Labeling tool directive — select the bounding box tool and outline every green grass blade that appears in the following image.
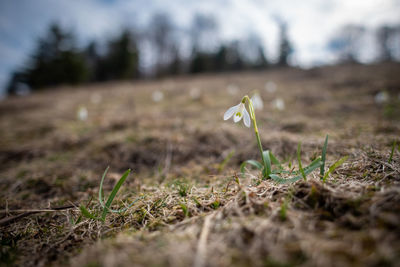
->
[389,141,396,163]
[270,158,322,184]
[320,135,329,177]
[80,205,98,220]
[323,156,348,182]
[262,150,272,178]
[297,142,306,180]
[240,160,263,177]
[267,151,283,170]
[218,150,235,172]
[104,196,144,213]
[98,166,110,209]
[101,169,131,221]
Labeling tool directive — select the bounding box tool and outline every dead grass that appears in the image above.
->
[1,63,400,266]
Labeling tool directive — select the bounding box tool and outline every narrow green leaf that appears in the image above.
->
[218,150,235,172]
[98,166,110,209]
[262,150,272,178]
[266,151,283,170]
[179,202,189,217]
[101,169,131,221]
[240,160,263,177]
[270,158,322,184]
[323,156,348,182]
[297,142,306,181]
[80,205,98,220]
[320,135,329,177]
[389,141,396,164]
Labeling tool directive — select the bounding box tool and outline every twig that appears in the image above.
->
[194,212,215,267]
[0,204,78,226]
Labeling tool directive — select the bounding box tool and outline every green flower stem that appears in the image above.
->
[241,95,269,177]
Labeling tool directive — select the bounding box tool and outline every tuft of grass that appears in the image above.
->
[79,167,141,222]
[322,156,348,182]
[179,202,189,217]
[297,142,307,181]
[388,141,397,163]
[218,150,235,172]
[320,135,329,177]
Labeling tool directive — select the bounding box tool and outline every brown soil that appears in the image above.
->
[1,63,400,267]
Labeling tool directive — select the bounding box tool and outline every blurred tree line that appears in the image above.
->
[7,13,293,93]
[7,12,399,94]
[328,24,400,63]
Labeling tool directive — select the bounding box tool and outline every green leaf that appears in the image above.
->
[270,157,322,184]
[218,150,235,172]
[101,169,131,221]
[80,205,98,220]
[297,142,306,181]
[323,156,348,182]
[389,141,396,164]
[98,166,110,209]
[268,151,283,170]
[320,135,329,177]
[240,160,263,177]
[262,150,272,178]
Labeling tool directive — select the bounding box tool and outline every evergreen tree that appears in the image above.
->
[277,22,292,67]
[26,23,88,89]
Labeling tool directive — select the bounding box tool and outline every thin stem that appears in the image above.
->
[241,95,269,178]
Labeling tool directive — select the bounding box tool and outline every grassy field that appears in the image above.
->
[1,63,400,267]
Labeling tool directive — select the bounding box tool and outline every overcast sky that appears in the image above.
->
[1,0,399,96]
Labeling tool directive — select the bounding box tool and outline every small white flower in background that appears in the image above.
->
[227,84,239,95]
[265,81,277,93]
[223,102,251,127]
[77,106,88,121]
[251,93,263,110]
[190,87,201,100]
[152,90,164,102]
[272,98,285,111]
[374,91,389,104]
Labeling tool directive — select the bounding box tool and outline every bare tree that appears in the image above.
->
[376,25,396,62]
[328,24,366,63]
[276,22,293,66]
[148,13,176,76]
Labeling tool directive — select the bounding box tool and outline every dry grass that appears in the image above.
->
[1,63,400,266]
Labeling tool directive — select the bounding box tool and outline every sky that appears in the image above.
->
[0,0,400,96]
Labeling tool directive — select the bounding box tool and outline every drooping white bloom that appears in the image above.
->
[77,106,88,121]
[272,98,285,111]
[251,93,263,110]
[223,102,251,127]
[152,90,164,102]
[374,91,389,104]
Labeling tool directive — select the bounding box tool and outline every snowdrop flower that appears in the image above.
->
[152,90,164,102]
[77,106,88,121]
[265,81,277,93]
[272,98,285,111]
[251,93,263,110]
[374,91,389,104]
[224,102,251,127]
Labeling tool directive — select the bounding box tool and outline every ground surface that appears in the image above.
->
[1,63,400,267]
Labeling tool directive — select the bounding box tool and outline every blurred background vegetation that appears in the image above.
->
[5,11,400,95]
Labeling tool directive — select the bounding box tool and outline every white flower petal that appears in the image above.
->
[223,104,239,120]
[243,108,251,127]
[233,112,243,123]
